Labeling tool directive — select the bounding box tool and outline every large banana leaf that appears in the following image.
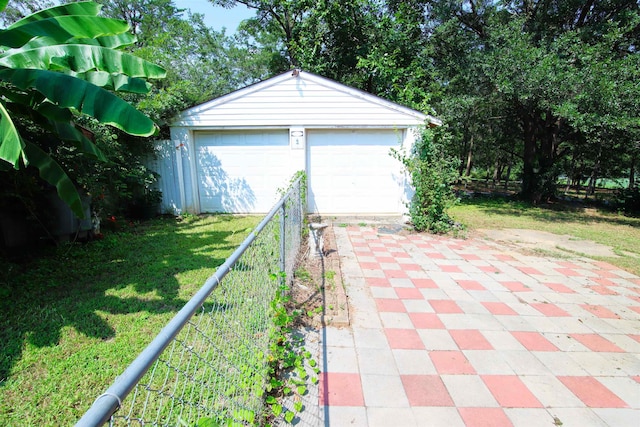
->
[32,101,107,161]
[0,44,167,79]
[18,33,137,50]
[0,100,25,169]
[7,2,99,29]
[71,70,152,93]
[0,68,158,137]
[23,141,84,218]
[0,16,130,48]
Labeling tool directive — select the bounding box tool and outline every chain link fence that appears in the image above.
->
[77,176,305,427]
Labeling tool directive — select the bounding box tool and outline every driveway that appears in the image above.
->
[318,225,640,427]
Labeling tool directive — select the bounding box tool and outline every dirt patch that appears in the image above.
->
[288,225,349,328]
[479,228,619,258]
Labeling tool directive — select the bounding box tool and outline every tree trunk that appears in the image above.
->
[586,144,603,197]
[520,113,539,202]
[630,152,636,189]
[520,110,561,203]
[464,134,474,177]
[504,153,513,190]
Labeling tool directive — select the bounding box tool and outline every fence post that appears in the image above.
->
[279,202,286,281]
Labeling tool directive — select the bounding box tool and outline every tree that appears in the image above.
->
[426,0,640,202]
[0,1,165,217]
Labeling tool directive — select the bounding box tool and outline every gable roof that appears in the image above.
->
[172,70,441,128]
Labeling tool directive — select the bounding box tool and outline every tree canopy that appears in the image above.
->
[215,0,640,203]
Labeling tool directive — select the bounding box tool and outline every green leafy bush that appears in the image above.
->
[394,126,460,233]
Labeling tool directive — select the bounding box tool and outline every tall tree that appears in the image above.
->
[427,0,640,202]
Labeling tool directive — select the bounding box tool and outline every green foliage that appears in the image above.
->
[264,278,317,425]
[616,185,640,216]
[0,1,165,217]
[394,126,460,233]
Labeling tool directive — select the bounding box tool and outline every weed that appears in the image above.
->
[294,268,312,283]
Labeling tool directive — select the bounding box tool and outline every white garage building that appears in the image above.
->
[161,70,439,216]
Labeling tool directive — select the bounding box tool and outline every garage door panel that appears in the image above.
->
[307,129,405,214]
[196,130,290,213]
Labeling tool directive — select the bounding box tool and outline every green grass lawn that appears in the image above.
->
[0,214,260,426]
[450,196,640,276]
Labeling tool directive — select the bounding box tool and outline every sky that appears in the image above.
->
[172,0,256,33]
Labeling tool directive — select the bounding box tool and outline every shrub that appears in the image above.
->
[393,126,461,233]
[616,185,640,216]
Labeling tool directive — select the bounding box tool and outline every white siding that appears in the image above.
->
[173,72,429,128]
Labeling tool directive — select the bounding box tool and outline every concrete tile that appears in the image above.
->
[581,316,627,334]
[463,350,514,375]
[323,346,359,373]
[361,374,410,407]
[592,408,640,427]
[411,407,465,427]
[548,408,608,427]
[558,376,629,408]
[369,286,398,299]
[401,374,454,406]
[495,315,537,332]
[403,299,436,313]
[597,376,640,408]
[482,330,527,351]
[350,307,382,329]
[417,329,458,351]
[352,327,389,350]
[457,300,491,314]
[457,407,512,427]
[367,408,417,427]
[543,333,590,352]
[449,329,493,350]
[408,312,445,329]
[568,352,632,376]
[482,375,543,408]
[520,375,585,407]
[379,312,414,329]
[481,301,519,315]
[532,351,590,376]
[322,326,354,347]
[569,333,625,353]
[319,372,364,406]
[501,351,552,375]
[393,349,437,375]
[322,406,368,427]
[504,408,558,427]
[442,374,499,407]
[385,328,425,350]
[418,288,450,300]
[430,351,476,374]
[357,347,398,375]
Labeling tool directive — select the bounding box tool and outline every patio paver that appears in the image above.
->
[319,225,640,426]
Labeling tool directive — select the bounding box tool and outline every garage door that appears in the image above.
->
[195,130,291,213]
[307,129,405,214]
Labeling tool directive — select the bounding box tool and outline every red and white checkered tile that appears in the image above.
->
[319,225,640,426]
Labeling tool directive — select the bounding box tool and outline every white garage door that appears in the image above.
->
[195,130,291,213]
[307,129,405,214]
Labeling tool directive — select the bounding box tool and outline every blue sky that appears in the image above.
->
[172,0,256,33]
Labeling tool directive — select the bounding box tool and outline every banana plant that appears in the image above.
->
[0,0,166,217]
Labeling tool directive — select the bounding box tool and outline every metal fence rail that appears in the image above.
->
[77,176,304,427]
